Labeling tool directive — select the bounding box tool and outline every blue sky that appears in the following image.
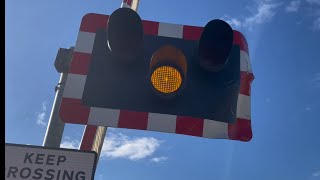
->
[5,0,320,179]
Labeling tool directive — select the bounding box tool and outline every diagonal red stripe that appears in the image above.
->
[183,25,204,40]
[118,110,149,130]
[176,116,204,137]
[240,72,255,96]
[69,52,91,75]
[228,118,252,142]
[142,20,159,36]
[80,125,97,151]
[80,13,109,33]
[59,98,90,124]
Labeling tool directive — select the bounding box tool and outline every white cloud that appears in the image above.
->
[224,18,242,28]
[36,112,46,126]
[244,3,279,29]
[100,133,162,161]
[313,170,320,177]
[150,156,168,163]
[305,0,320,31]
[223,0,319,31]
[41,102,47,111]
[60,133,164,161]
[222,2,280,30]
[60,139,79,149]
[36,102,47,127]
[285,1,301,12]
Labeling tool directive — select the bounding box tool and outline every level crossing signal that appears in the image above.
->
[59,8,254,141]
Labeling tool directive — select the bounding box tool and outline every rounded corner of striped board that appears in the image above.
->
[233,30,249,55]
[228,118,253,142]
[80,13,110,33]
[59,97,90,125]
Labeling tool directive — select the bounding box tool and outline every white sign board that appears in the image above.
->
[5,143,97,180]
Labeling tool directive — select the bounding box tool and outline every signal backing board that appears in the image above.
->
[59,13,254,142]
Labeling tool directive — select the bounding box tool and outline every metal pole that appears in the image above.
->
[43,47,73,148]
[43,73,67,147]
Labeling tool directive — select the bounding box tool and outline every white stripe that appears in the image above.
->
[147,113,177,133]
[74,31,96,54]
[237,94,251,120]
[63,74,87,99]
[202,119,228,139]
[158,23,183,39]
[88,107,120,127]
[240,50,252,73]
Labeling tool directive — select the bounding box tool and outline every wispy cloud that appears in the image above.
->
[223,1,280,30]
[60,139,79,149]
[244,3,279,29]
[305,107,312,111]
[59,133,165,161]
[100,133,162,161]
[285,0,302,12]
[224,0,320,31]
[97,174,104,180]
[312,73,320,87]
[224,18,242,28]
[150,156,168,163]
[313,17,320,30]
[312,170,320,177]
[306,0,320,5]
[36,102,47,127]
[308,1,320,31]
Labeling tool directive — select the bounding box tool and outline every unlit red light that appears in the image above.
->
[151,66,182,94]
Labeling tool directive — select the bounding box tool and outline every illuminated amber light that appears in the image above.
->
[151,66,182,94]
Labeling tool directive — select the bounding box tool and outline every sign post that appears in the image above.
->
[43,47,74,148]
[5,143,97,180]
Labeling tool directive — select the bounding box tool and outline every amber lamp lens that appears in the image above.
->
[151,66,182,94]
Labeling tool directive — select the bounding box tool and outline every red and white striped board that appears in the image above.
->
[59,13,255,142]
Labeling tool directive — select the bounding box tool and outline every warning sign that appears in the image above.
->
[5,143,97,180]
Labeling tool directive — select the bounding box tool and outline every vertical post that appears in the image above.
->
[91,126,107,158]
[80,126,107,159]
[43,73,67,147]
[43,47,73,148]
[80,125,98,151]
